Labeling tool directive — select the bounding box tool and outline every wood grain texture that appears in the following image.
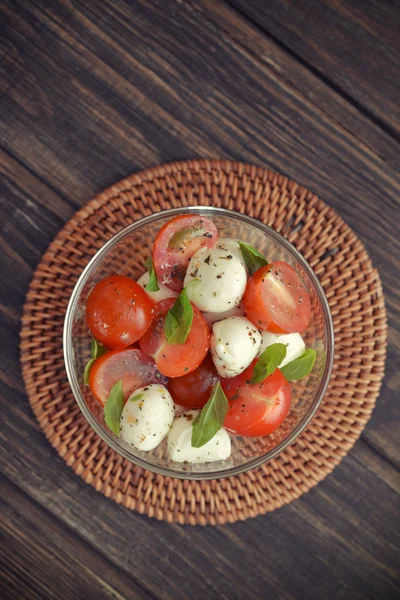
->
[0,476,152,600]
[227,0,400,137]
[0,380,399,600]
[0,0,399,598]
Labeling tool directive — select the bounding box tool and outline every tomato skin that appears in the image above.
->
[139,298,210,378]
[243,261,311,334]
[168,353,219,409]
[222,364,291,437]
[86,275,154,349]
[153,215,218,292]
[88,347,166,405]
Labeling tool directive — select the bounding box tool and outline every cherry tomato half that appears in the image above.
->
[88,347,166,405]
[243,261,311,334]
[86,275,154,348]
[168,353,219,409]
[139,298,210,378]
[153,215,218,292]
[222,363,292,437]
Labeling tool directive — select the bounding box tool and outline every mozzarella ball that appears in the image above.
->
[259,332,305,367]
[137,271,178,302]
[167,410,231,463]
[184,247,247,313]
[217,238,247,268]
[202,303,245,326]
[211,316,262,378]
[120,384,174,451]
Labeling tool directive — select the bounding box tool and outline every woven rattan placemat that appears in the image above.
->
[20,159,387,525]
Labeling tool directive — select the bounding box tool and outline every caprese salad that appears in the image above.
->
[83,215,317,464]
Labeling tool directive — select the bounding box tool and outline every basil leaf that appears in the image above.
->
[281,348,317,381]
[90,337,107,359]
[104,380,124,436]
[191,382,228,448]
[238,241,268,275]
[130,393,144,402]
[83,358,96,385]
[145,257,160,292]
[84,338,107,384]
[164,284,194,344]
[251,343,287,384]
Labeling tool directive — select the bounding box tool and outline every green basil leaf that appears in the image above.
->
[83,358,96,385]
[90,337,107,359]
[84,338,107,384]
[144,257,160,292]
[104,380,124,436]
[251,343,287,384]
[130,393,144,402]
[281,348,317,381]
[238,241,268,275]
[191,382,228,448]
[164,284,194,344]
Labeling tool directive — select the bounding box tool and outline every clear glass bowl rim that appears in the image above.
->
[63,206,334,480]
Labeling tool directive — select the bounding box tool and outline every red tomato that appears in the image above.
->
[222,364,291,437]
[139,298,210,377]
[86,275,154,348]
[88,347,166,405]
[153,215,218,291]
[168,353,219,409]
[243,261,311,334]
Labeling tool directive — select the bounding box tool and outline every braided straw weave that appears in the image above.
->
[20,160,387,525]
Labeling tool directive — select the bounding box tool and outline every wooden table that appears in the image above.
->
[1,1,399,598]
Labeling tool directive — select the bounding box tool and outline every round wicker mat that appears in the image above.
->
[21,159,387,525]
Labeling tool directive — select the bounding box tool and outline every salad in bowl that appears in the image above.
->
[64,207,333,479]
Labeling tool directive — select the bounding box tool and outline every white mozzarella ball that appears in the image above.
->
[259,332,305,367]
[211,316,262,378]
[120,384,174,451]
[137,271,178,302]
[217,238,247,268]
[167,410,231,463]
[184,247,247,313]
[202,303,245,326]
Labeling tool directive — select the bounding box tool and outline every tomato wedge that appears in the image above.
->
[88,347,166,405]
[139,298,210,377]
[153,215,218,291]
[86,275,154,348]
[243,261,311,334]
[168,353,219,409]
[222,363,291,436]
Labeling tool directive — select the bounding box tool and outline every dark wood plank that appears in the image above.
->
[192,0,400,170]
[365,337,400,466]
[227,0,400,137]
[0,153,67,271]
[1,1,399,598]
[0,476,153,600]
[0,378,399,600]
[1,148,77,218]
[1,0,399,281]
[1,0,399,205]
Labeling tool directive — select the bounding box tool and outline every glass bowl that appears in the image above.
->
[64,207,334,480]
